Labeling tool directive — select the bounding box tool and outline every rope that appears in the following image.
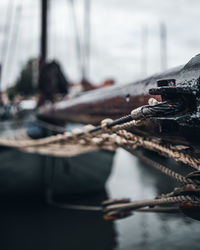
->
[115,129,200,171]
[0,99,199,172]
[103,195,194,214]
[48,200,181,214]
[0,117,200,171]
[102,195,199,220]
[136,207,180,213]
[49,202,181,214]
[49,200,101,211]
[130,150,193,184]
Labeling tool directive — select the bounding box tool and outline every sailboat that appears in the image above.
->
[0,0,115,199]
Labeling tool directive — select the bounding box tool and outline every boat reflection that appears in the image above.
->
[0,190,117,250]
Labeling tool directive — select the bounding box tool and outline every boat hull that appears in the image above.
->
[0,147,114,197]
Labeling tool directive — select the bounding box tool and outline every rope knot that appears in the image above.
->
[64,131,72,139]
[101,118,113,132]
[72,128,82,139]
[84,124,95,137]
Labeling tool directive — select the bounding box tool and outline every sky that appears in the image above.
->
[0,0,200,89]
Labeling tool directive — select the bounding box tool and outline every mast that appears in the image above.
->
[83,0,91,80]
[69,0,82,78]
[68,0,91,89]
[40,0,48,68]
[80,0,91,90]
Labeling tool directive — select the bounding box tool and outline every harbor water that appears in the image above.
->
[0,121,200,250]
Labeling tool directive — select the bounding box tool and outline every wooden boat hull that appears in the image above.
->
[38,54,200,148]
[37,65,182,124]
[0,147,114,197]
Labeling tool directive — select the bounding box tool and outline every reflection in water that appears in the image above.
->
[139,213,149,250]
[107,148,200,250]
[0,191,117,250]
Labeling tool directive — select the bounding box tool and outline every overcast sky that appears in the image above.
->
[0,0,200,89]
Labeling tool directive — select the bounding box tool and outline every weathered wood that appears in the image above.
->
[38,65,182,124]
[37,54,200,147]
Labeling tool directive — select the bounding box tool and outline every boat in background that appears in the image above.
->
[0,120,114,198]
[0,0,117,199]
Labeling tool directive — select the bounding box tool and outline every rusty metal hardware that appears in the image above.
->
[103,211,133,221]
[186,171,200,184]
[179,202,200,221]
[172,184,200,197]
[130,101,183,120]
[101,198,131,207]
[102,198,132,221]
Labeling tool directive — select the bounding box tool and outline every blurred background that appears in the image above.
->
[0,0,200,91]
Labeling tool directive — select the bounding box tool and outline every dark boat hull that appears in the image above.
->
[0,147,114,197]
[38,54,200,148]
[38,65,182,124]
[0,119,115,197]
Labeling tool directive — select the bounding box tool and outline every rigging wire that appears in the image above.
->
[0,0,15,91]
[6,2,23,88]
[83,0,91,80]
[68,0,83,79]
[67,0,91,82]
[50,0,57,58]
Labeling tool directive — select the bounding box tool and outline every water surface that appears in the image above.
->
[0,120,199,250]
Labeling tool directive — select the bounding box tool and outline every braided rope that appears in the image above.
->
[114,129,200,170]
[0,117,199,171]
[103,195,194,214]
[130,151,193,184]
